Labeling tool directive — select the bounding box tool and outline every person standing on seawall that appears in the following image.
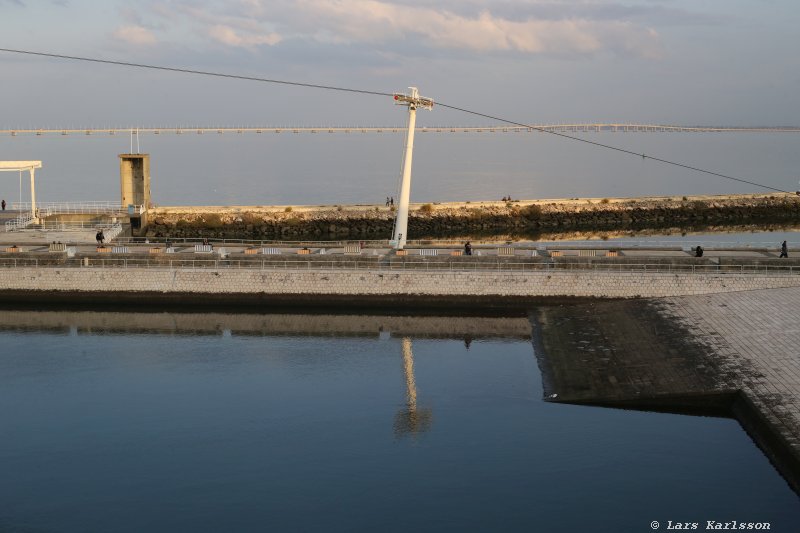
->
[780,240,789,258]
[1,199,5,211]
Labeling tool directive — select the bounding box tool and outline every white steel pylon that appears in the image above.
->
[391,87,433,249]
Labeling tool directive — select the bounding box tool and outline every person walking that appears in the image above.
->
[96,230,104,245]
[464,241,472,256]
[780,240,789,258]
[1,200,6,211]
[694,245,703,258]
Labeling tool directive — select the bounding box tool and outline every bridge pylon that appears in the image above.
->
[391,87,433,250]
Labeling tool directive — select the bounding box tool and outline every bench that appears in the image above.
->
[112,246,130,254]
[149,247,163,254]
[497,247,515,256]
[606,250,620,257]
[549,250,563,257]
[244,248,259,255]
[48,242,67,252]
[343,244,361,255]
[578,249,599,257]
[5,246,20,253]
[418,249,438,256]
[450,250,463,256]
[395,249,408,256]
[297,248,311,255]
[263,247,282,255]
[165,247,176,254]
[194,244,213,253]
[96,246,111,253]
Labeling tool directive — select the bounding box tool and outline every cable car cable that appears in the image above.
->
[0,47,791,194]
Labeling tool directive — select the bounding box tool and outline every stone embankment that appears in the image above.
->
[144,193,800,240]
[3,268,800,308]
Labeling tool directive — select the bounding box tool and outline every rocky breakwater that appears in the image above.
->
[144,193,800,240]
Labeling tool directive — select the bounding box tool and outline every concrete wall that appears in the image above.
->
[2,266,800,302]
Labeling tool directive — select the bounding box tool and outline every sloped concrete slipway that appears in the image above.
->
[659,287,800,493]
[534,286,800,494]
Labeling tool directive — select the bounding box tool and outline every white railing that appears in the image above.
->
[113,236,793,251]
[103,223,124,241]
[0,258,797,276]
[18,221,124,237]
[4,212,34,232]
[34,221,110,230]
[12,201,144,215]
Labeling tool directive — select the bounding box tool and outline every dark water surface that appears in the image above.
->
[0,311,797,532]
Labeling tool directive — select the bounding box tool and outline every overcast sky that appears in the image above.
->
[2,0,799,128]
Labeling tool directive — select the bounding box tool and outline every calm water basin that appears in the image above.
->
[0,311,797,532]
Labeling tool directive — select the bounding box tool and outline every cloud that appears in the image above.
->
[283,0,663,57]
[208,24,281,48]
[450,0,726,27]
[0,0,69,5]
[146,0,665,58]
[113,25,158,46]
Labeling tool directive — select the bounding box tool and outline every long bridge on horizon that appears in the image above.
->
[3,124,800,136]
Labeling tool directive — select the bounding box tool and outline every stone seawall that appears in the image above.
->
[144,193,800,240]
[4,267,800,307]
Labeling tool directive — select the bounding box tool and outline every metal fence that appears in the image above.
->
[24,221,124,234]
[0,257,798,275]
[12,202,145,215]
[4,213,34,232]
[112,235,790,251]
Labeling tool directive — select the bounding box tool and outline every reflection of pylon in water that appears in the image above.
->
[394,337,433,437]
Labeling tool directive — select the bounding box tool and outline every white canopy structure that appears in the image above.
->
[0,161,41,220]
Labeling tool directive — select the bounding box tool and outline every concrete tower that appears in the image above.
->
[119,154,151,233]
[119,153,151,210]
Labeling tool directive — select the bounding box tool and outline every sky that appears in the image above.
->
[1,1,799,205]
[2,0,799,127]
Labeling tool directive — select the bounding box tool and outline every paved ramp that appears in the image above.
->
[660,287,800,487]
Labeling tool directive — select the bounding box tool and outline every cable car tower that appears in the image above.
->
[391,87,433,249]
